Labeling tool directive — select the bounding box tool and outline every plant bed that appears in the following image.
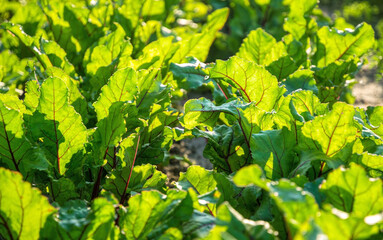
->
[0,0,382,239]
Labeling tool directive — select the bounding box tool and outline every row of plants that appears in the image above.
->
[0,0,382,239]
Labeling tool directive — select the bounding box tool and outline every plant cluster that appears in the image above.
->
[0,0,382,239]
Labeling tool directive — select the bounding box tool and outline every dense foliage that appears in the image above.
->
[0,0,382,239]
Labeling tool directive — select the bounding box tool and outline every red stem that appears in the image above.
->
[119,135,141,205]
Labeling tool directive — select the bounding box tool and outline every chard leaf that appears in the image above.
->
[41,197,119,240]
[182,98,244,130]
[282,69,318,95]
[137,108,178,164]
[0,168,55,240]
[236,28,280,66]
[104,164,167,204]
[351,151,383,178]
[92,102,127,163]
[93,67,138,121]
[119,191,169,240]
[236,29,299,80]
[250,128,297,179]
[320,164,383,217]
[283,0,317,40]
[45,67,88,123]
[210,56,281,111]
[24,80,40,112]
[176,166,217,215]
[195,125,249,173]
[171,8,229,63]
[291,90,328,120]
[206,203,277,240]
[84,23,133,91]
[27,77,88,175]
[299,102,356,157]
[1,23,75,75]
[131,37,178,70]
[49,177,79,205]
[316,209,379,240]
[170,58,208,90]
[366,106,383,138]
[313,23,375,67]
[234,165,320,239]
[148,190,194,238]
[0,94,33,174]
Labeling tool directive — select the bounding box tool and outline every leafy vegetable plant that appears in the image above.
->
[0,0,382,239]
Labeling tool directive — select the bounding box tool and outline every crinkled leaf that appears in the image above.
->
[283,70,318,95]
[0,168,55,240]
[299,102,356,157]
[236,28,280,66]
[93,67,138,121]
[194,125,249,173]
[351,153,383,178]
[84,23,133,91]
[210,56,281,110]
[170,58,208,90]
[206,203,277,240]
[176,165,217,215]
[41,197,119,240]
[119,191,168,240]
[171,8,229,63]
[24,80,40,112]
[27,77,88,175]
[0,94,33,174]
[92,102,127,163]
[104,164,167,204]
[250,128,297,179]
[313,23,375,67]
[320,164,383,218]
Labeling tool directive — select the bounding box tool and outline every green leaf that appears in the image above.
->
[283,0,317,40]
[104,164,167,204]
[366,106,383,138]
[316,209,380,240]
[250,128,297,179]
[170,58,208,90]
[206,202,277,240]
[233,164,266,189]
[0,168,55,240]
[351,153,383,178]
[93,67,138,121]
[210,56,281,110]
[182,98,244,130]
[234,165,320,238]
[131,37,178,70]
[137,108,178,165]
[27,77,88,175]
[176,166,217,215]
[313,23,375,67]
[291,90,328,121]
[92,102,127,163]
[45,67,88,123]
[84,23,133,91]
[283,70,318,95]
[119,191,168,240]
[0,94,33,174]
[24,80,40,113]
[320,164,383,218]
[41,197,119,240]
[1,23,75,75]
[299,102,356,157]
[236,28,280,66]
[171,8,229,63]
[194,125,250,173]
